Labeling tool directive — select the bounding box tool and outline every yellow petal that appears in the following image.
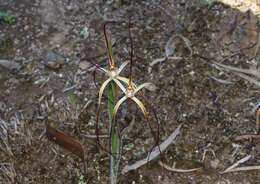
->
[117,76,129,84]
[98,78,112,105]
[113,78,127,93]
[134,83,155,95]
[118,60,130,74]
[113,96,128,118]
[98,67,108,73]
[132,97,148,117]
[117,76,137,88]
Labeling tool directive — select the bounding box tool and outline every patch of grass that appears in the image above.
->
[67,91,77,105]
[0,11,15,25]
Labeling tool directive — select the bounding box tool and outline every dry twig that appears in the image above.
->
[82,134,109,139]
[256,105,260,133]
[222,155,251,173]
[121,124,182,174]
[235,134,260,141]
[213,62,260,79]
[222,165,260,173]
[149,34,192,72]
[158,161,201,173]
[234,72,260,88]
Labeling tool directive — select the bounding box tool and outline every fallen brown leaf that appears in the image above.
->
[46,124,84,159]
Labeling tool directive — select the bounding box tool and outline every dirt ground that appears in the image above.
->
[1,0,260,183]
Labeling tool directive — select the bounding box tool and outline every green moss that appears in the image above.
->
[0,11,15,25]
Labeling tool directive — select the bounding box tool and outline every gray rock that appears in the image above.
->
[43,51,65,70]
[79,61,90,70]
[210,158,220,169]
[0,59,21,71]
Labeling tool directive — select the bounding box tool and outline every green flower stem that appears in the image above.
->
[107,82,121,184]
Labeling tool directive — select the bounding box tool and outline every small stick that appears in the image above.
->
[234,72,260,88]
[254,25,260,58]
[213,62,260,79]
[222,155,251,173]
[121,124,182,174]
[222,165,260,173]
[82,134,109,139]
[210,76,233,85]
[158,161,201,173]
[256,108,260,133]
[235,134,260,141]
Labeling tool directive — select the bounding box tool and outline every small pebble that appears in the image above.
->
[79,61,90,70]
[43,51,65,70]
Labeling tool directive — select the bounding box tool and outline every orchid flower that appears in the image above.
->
[97,22,135,106]
[112,22,155,119]
[113,81,154,118]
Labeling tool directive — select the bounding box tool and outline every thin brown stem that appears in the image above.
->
[103,22,114,67]
[256,108,260,133]
[141,95,165,162]
[128,19,134,85]
[92,68,99,89]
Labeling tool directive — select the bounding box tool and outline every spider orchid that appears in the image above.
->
[112,21,155,119]
[97,22,134,106]
[113,80,154,118]
[97,60,131,106]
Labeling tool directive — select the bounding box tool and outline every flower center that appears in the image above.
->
[126,87,135,98]
[110,69,118,78]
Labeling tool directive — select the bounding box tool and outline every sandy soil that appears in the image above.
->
[1,0,260,183]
